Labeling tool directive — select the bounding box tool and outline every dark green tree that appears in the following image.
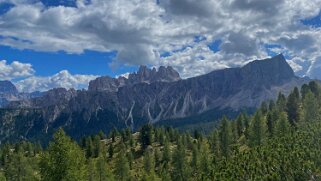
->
[286,87,302,125]
[114,145,130,181]
[172,138,190,181]
[249,111,267,147]
[219,117,232,158]
[39,128,87,181]
[275,112,291,137]
[140,124,153,150]
[302,90,319,122]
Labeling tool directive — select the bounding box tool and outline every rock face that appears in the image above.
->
[0,80,43,108]
[0,54,311,142]
[88,65,181,92]
[0,80,18,94]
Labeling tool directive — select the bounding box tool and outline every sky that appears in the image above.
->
[0,0,321,92]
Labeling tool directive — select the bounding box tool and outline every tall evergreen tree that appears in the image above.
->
[114,145,130,181]
[172,138,190,181]
[5,150,36,181]
[275,112,291,137]
[140,124,153,150]
[219,117,232,158]
[143,150,155,175]
[286,87,302,125]
[277,92,287,111]
[236,114,245,137]
[249,111,267,147]
[302,90,320,122]
[162,139,171,166]
[39,128,87,181]
[96,155,114,181]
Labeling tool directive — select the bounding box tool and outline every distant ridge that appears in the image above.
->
[0,54,310,142]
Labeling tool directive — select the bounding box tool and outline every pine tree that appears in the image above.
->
[5,150,36,181]
[108,144,114,159]
[308,81,321,98]
[260,101,268,115]
[236,114,245,137]
[266,110,278,137]
[172,138,190,181]
[302,90,319,122]
[96,155,114,181]
[140,124,153,150]
[249,111,267,147]
[275,112,291,137]
[190,144,200,175]
[199,140,211,180]
[93,135,102,158]
[143,150,155,175]
[277,92,287,111]
[162,139,171,166]
[209,130,220,159]
[114,145,130,181]
[39,128,87,181]
[110,128,118,143]
[219,117,232,158]
[286,87,302,125]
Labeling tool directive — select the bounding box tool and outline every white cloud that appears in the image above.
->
[1,0,321,79]
[15,70,98,93]
[0,60,34,80]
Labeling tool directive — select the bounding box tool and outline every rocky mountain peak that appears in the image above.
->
[88,65,181,92]
[241,54,295,86]
[0,80,18,94]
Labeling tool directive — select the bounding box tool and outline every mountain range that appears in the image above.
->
[0,54,311,143]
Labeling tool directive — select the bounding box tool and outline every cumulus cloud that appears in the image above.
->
[0,60,34,80]
[0,0,321,79]
[15,70,98,93]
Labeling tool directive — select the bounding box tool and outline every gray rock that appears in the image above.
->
[0,54,311,142]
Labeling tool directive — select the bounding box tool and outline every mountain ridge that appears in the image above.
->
[0,54,311,142]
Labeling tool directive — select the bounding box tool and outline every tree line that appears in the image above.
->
[0,81,321,180]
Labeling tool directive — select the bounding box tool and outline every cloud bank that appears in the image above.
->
[0,0,321,89]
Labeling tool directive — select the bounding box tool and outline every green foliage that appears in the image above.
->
[249,111,267,147]
[286,87,302,125]
[39,128,87,181]
[302,90,320,122]
[219,117,232,158]
[140,124,153,150]
[1,84,321,181]
[114,145,130,181]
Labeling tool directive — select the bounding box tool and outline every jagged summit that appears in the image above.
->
[88,65,181,92]
[0,80,18,94]
[2,55,310,142]
[243,54,294,79]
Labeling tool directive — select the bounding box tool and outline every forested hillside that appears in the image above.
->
[0,81,321,181]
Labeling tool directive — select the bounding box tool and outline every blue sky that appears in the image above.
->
[0,45,136,77]
[0,0,321,92]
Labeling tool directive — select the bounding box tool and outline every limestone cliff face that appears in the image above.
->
[88,65,181,92]
[1,54,310,142]
[0,81,42,107]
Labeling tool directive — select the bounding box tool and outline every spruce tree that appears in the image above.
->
[275,112,291,137]
[162,139,171,166]
[39,128,87,181]
[172,138,190,181]
[114,145,130,181]
[236,114,245,137]
[302,90,319,122]
[140,124,153,150]
[219,117,232,158]
[96,155,114,181]
[5,150,36,181]
[249,111,267,147]
[286,87,302,125]
[277,92,287,111]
